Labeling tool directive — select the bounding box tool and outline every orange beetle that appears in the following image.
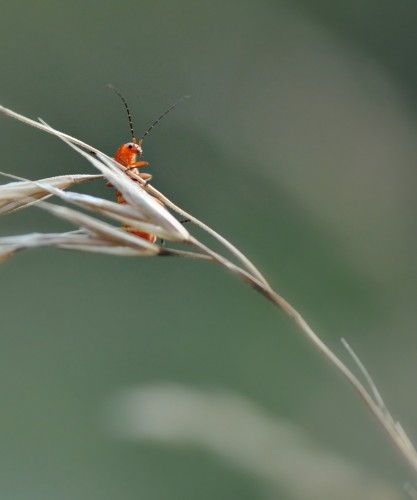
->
[109,86,187,243]
[113,137,156,243]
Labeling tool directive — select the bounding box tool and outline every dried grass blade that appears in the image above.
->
[0,173,102,215]
[0,105,101,153]
[36,201,159,255]
[34,179,185,241]
[0,231,154,262]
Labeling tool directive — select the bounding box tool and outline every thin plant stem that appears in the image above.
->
[188,237,417,474]
[2,103,417,476]
[0,106,103,154]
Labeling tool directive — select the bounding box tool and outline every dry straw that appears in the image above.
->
[1,104,417,482]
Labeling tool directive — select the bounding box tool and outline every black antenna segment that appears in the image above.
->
[108,84,136,142]
[139,95,189,142]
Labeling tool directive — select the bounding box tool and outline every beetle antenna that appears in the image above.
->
[108,84,136,142]
[140,95,189,142]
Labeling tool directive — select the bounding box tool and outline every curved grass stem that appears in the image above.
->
[2,102,417,477]
[188,235,417,475]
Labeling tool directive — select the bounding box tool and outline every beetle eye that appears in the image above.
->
[127,143,133,149]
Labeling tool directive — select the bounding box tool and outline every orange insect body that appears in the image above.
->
[112,139,158,243]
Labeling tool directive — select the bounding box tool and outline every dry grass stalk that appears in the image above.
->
[1,103,416,479]
[0,173,102,215]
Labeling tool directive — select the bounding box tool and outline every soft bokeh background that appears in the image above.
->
[1,1,417,499]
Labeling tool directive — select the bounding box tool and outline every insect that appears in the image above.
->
[109,86,187,243]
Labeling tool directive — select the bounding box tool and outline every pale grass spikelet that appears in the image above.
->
[1,167,189,244]
[1,103,417,485]
[38,186,177,241]
[0,173,164,260]
[37,201,160,254]
[0,232,75,263]
[0,230,155,263]
[0,173,102,215]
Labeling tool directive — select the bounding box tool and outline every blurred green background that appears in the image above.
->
[1,1,417,499]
